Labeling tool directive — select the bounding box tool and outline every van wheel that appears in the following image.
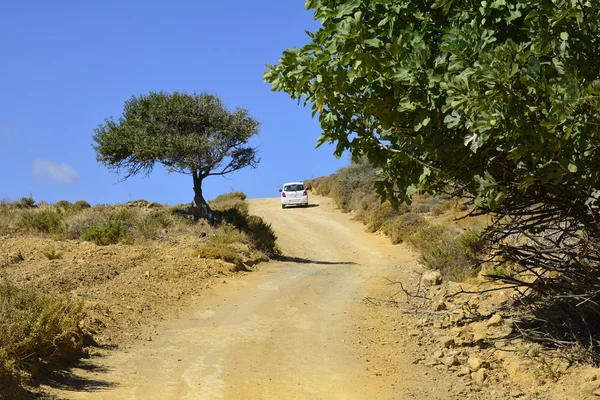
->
[281,204,285,209]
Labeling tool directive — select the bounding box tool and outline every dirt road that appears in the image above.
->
[47,195,420,399]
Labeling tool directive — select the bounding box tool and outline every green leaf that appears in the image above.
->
[336,0,361,17]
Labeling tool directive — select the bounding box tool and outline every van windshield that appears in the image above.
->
[284,184,304,192]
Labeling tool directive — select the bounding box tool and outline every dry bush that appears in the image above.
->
[411,203,431,214]
[363,202,400,232]
[43,248,64,260]
[0,281,84,389]
[210,192,248,214]
[54,200,72,210]
[381,213,428,244]
[328,159,377,212]
[193,224,249,265]
[311,175,335,195]
[0,208,20,235]
[407,225,484,281]
[72,200,91,211]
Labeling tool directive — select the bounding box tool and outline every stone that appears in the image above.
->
[433,350,444,359]
[433,300,447,311]
[471,368,488,384]
[425,359,440,366]
[457,366,471,376]
[592,387,600,397]
[442,355,460,367]
[440,336,455,348]
[486,313,503,327]
[468,356,490,371]
[409,329,421,337]
[421,270,443,287]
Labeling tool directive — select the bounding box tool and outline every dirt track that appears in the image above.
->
[45,195,459,399]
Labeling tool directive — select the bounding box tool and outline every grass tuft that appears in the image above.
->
[0,281,84,386]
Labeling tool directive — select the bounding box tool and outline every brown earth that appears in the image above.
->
[4,195,599,399]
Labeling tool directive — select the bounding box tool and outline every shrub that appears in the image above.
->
[381,213,428,244]
[407,225,484,281]
[210,192,248,213]
[80,219,127,245]
[210,224,247,245]
[0,281,84,386]
[72,200,91,211]
[43,248,64,260]
[19,210,64,235]
[54,200,72,210]
[17,197,35,209]
[329,159,377,212]
[363,202,400,232]
[244,215,280,256]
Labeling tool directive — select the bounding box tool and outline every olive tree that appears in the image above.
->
[266,1,600,353]
[93,91,260,219]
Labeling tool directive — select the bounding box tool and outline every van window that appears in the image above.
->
[284,184,304,191]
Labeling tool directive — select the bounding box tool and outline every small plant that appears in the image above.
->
[43,248,64,260]
[80,219,127,245]
[19,210,64,235]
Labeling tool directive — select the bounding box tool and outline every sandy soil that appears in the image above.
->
[37,195,598,400]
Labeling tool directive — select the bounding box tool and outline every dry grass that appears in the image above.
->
[0,281,84,388]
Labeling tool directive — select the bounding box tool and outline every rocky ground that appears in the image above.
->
[354,262,600,400]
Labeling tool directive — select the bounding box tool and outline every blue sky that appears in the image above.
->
[0,1,348,205]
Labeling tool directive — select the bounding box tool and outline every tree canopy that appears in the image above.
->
[266,1,600,354]
[93,91,260,217]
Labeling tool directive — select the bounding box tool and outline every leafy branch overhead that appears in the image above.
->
[93,91,260,218]
[265,0,600,209]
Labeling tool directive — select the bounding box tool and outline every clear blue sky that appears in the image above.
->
[0,1,348,204]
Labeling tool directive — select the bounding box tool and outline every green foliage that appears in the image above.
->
[93,91,261,214]
[266,0,600,210]
[244,215,279,256]
[19,210,64,235]
[0,281,84,385]
[43,248,64,260]
[407,225,484,281]
[80,219,128,245]
[381,213,428,245]
[17,197,35,209]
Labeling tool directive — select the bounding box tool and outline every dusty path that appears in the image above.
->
[46,195,420,399]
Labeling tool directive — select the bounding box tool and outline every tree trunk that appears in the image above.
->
[192,173,213,223]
